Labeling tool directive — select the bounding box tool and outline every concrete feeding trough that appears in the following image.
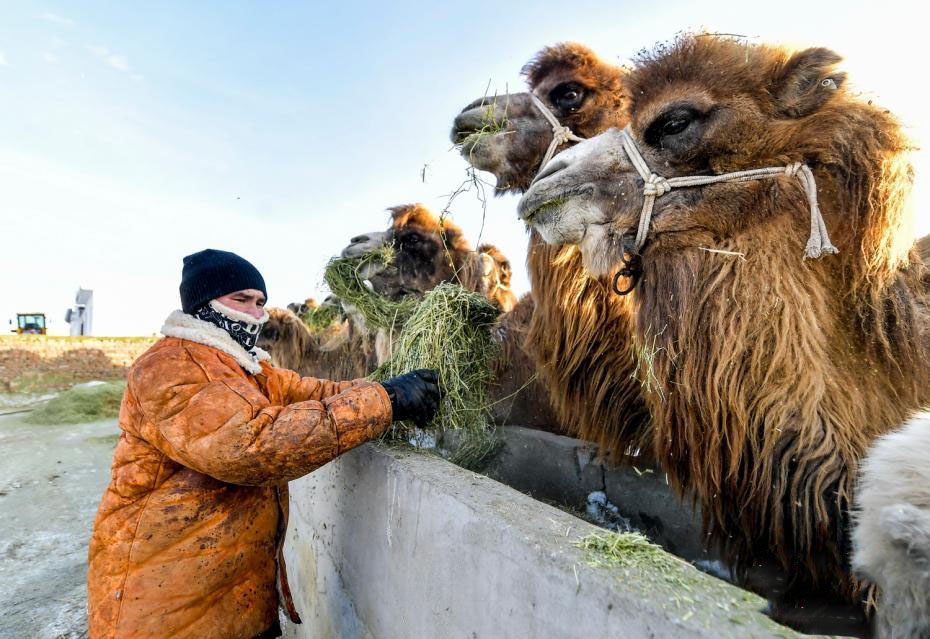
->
[281,435,853,639]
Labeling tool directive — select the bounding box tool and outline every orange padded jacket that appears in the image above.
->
[87,319,391,639]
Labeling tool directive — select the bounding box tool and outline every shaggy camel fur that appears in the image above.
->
[853,416,930,638]
[489,293,562,431]
[453,44,650,457]
[518,35,930,607]
[256,306,373,381]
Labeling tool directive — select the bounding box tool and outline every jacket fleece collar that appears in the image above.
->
[161,310,271,374]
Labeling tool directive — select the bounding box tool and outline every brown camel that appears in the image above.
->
[452,44,650,458]
[342,203,516,312]
[518,35,929,610]
[260,203,517,379]
[340,204,559,430]
[256,306,373,381]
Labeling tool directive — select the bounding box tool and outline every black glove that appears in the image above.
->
[380,369,442,426]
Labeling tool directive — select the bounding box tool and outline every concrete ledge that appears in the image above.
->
[282,443,822,639]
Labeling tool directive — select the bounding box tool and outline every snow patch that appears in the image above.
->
[586,491,635,533]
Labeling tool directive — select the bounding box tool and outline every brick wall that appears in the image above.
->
[0,335,160,392]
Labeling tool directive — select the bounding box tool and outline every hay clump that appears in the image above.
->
[574,530,697,590]
[323,246,416,332]
[324,248,503,470]
[26,381,126,424]
[371,282,502,469]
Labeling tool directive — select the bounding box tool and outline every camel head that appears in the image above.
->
[256,307,311,371]
[519,36,914,285]
[468,243,517,312]
[451,43,627,195]
[341,203,472,299]
[340,203,515,310]
[286,297,317,317]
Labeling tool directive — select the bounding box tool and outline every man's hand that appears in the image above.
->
[380,369,442,427]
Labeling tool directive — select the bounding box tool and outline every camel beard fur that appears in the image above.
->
[591,174,927,605]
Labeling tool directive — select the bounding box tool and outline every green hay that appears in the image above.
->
[574,530,696,589]
[454,98,510,155]
[324,247,503,470]
[323,247,417,332]
[26,381,126,425]
[301,301,343,334]
[631,324,667,401]
[524,196,570,225]
[370,283,502,470]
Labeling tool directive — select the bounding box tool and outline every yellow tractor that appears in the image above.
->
[14,313,47,335]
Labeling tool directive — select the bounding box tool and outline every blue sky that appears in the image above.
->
[1,0,927,335]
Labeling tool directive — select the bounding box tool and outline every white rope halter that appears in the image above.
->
[618,126,838,260]
[530,93,586,175]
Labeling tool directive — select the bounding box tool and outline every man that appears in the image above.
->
[87,249,441,639]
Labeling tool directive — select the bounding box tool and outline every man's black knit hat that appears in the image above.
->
[179,249,267,314]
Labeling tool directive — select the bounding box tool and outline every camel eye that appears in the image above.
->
[663,117,691,136]
[549,82,586,112]
[643,106,704,148]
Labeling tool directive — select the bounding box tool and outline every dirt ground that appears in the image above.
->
[0,410,119,639]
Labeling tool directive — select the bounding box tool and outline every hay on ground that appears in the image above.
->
[573,530,697,590]
[26,381,126,424]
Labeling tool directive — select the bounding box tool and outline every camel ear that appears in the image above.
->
[772,47,846,118]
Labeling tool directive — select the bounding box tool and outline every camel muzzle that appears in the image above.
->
[341,231,389,258]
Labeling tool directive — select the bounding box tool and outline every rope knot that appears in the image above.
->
[785,162,803,177]
[551,126,573,146]
[643,174,671,197]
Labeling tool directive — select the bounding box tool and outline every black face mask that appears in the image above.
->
[194,303,264,352]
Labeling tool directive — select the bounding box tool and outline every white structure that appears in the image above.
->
[65,288,93,336]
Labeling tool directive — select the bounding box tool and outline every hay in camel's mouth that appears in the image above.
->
[523,195,571,225]
[324,250,503,470]
[324,245,417,333]
[454,100,512,156]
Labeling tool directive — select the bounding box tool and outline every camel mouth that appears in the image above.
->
[520,195,572,227]
[519,183,593,224]
[451,103,512,158]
